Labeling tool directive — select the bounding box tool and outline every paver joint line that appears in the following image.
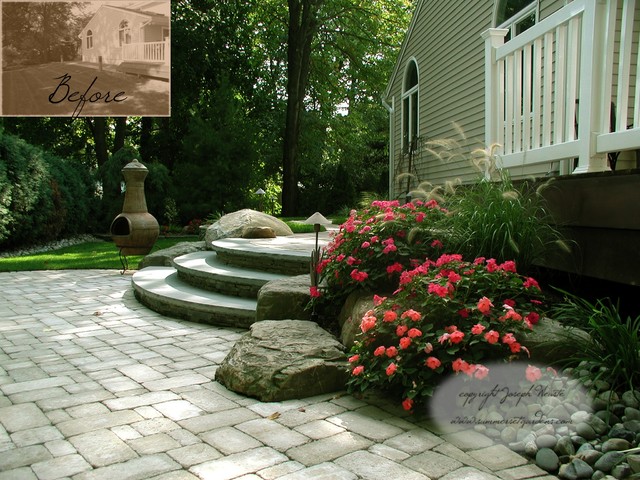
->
[0,270,556,479]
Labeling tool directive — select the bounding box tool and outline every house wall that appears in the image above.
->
[79,6,150,65]
[385,0,571,199]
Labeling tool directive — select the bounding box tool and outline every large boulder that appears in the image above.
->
[215,320,349,402]
[138,241,206,269]
[521,317,591,364]
[204,209,293,246]
[256,275,312,321]
[338,291,378,348]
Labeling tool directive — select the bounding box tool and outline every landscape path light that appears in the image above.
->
[255,188,266,211]
[303,211,332,321]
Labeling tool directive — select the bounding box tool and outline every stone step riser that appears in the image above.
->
[214,250,309,276]
[133,288,255,329]
[175,270,263,299]
[132,268,257,329]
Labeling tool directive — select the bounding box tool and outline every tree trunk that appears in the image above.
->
[86,117,109,167]
[282,0,322,216]
[140,117,153,164]
[113,117,127,155]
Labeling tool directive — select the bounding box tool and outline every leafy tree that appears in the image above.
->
[2,2,84,65]
[173,78,259,222]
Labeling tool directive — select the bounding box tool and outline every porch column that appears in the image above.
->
[481,28,509,161]
[573,0,610,173]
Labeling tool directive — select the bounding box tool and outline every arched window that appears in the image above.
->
[119,20,131,46]
[495,0,538,40]
[86,29,93,49]
[402,59,419,153]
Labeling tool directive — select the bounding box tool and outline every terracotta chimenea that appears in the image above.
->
[110,160,159,256]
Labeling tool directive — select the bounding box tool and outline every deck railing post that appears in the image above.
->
[482,28,509,161]
[573,0,610,173]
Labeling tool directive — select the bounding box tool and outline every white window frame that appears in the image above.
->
[86,29,93,49]
[494,0,539,39]
[119,20,131,46]
[401,58,419,154]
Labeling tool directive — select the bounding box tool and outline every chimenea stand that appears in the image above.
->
[110,160,159,272]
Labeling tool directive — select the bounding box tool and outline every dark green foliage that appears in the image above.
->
[548,290,640,391]
[0,132,93,249]
[173,80,259,222]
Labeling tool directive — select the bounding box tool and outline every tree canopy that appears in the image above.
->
[1,0,414,225]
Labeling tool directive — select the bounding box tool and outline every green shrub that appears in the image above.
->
[0,132,93,248]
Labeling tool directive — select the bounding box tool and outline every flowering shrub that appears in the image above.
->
[315,199,448,300]
[346,254,545,412]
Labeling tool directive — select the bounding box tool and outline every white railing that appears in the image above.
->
[122,41,168,64]
[483,0,640,174]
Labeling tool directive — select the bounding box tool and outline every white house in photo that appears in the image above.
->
[78,2,170,77]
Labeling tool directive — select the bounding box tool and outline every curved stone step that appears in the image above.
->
[210,236,318,275]
[172,251,290,298]
[132,267,256,328]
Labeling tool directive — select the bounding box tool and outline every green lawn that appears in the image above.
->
[0,237,200,272]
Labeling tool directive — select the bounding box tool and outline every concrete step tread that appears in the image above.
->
[173,251,291,285]
[211,236,320,261]
[132,267,257,312]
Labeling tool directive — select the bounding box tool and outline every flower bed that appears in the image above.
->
[316,199,448,300]
[346,253,545,411]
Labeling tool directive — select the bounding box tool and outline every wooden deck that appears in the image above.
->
[536,169,640,287]
[116,61,170,80]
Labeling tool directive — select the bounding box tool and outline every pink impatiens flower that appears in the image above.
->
[386,362,397,376]
[350,269,368,282]
[484,330,500,344]
[471,324,486,335]
[523,277,541,290]
[449,330,465,344]
[309,286,321,298]
[526,312,540,325]
[383,310,398,323]
[386,346,398,358]
[399,337,412,349]
[474,364,490,379]
[401,309,422,321]
[402,398,414,411]
[360,315,376,333]
[386,262,404,274]
[477,296,494,314]
[424,342,433,354]
[352,365,364,376]
[502,332,517,345]
[373,294,387,306]
[452,358,471,373]
[396,325,408,337]
[525,364,542,382]
[425,356,441,369]
[407,328,422,338]
[373,346,386,357]
[348,354,360,363]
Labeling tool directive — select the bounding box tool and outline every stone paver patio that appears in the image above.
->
[0,270,559,479]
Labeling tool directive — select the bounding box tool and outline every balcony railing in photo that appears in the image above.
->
[122,41,169,65]
[483,0,640,175]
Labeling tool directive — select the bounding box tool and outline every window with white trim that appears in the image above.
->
[402,59,419,153]
[496,0,538,40]
[86,29,93,49]
[119,20,131,46]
